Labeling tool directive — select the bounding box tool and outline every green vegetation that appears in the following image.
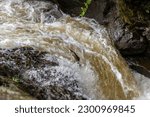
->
[12,76,20,83]
[80,0,92,16]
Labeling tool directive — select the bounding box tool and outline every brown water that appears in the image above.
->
[0,0,141,99]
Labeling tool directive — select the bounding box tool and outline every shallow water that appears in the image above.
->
[0,0,147,99]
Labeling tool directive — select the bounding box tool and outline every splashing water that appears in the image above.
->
[133,72,150,99]
[0,0,143,99]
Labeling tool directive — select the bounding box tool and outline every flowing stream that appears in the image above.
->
[0,0,149,99]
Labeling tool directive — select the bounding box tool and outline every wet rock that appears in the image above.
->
[0,76,34,100]
[144,26,150,56]
[21,68,87,100]
[51,0,86,16]
[126,57,150,78]
[86,0,116,25]
[87,0,149,55]
[0,47,57,77]
[114,0,150,55]
[0,47,87,100]
[108,18,148,55]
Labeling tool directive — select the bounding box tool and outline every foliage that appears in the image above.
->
[80,0,92,16]
[12,76,20,83]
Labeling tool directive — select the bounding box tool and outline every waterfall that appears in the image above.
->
[0,0,141,99]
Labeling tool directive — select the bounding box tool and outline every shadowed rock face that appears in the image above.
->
[125,56,150,78]
[107,18,148,55]
[87,0,149,55]
[115,0,149,55]
[52,0,86,16]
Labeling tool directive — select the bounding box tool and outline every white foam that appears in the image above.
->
[133,72,150,99]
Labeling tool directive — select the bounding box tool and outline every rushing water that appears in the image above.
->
[0,0,148,99]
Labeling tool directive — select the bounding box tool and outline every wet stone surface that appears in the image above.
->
[0,47,87,100]
[126,56,150,78]
[0,75,34,100]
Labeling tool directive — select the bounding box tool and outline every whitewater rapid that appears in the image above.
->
[0,0,149,99]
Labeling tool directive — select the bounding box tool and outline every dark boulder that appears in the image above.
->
[86,0,149,55]
[144,26,150,56]
[126,56,150,78]
[0,47,87,100]
[51,0,86,16]
[108,18,148,55]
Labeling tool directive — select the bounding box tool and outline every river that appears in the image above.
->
[0,0,149,100]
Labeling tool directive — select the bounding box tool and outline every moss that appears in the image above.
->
[12,76,20,84]
[117,0,134,24]
[80,0,92,16]
[117,0,150,25]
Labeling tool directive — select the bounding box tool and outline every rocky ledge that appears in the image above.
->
[0,47,87,100]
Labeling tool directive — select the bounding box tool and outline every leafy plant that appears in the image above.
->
[80,0,92,16]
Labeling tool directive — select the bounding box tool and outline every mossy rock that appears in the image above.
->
[117,0,150,24]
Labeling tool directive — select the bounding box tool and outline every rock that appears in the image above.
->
[86,0,116,25]
[0,47,55,77]
[108,18,148,55]
[144,26,150,56]
[87,0,149,55]
[0,76,34,100]
[125,57,150,78]
[0,47,87,100]
[52,0,86,16]
[114,0,149,55]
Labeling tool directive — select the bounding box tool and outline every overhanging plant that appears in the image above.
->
[80,0,92,16]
